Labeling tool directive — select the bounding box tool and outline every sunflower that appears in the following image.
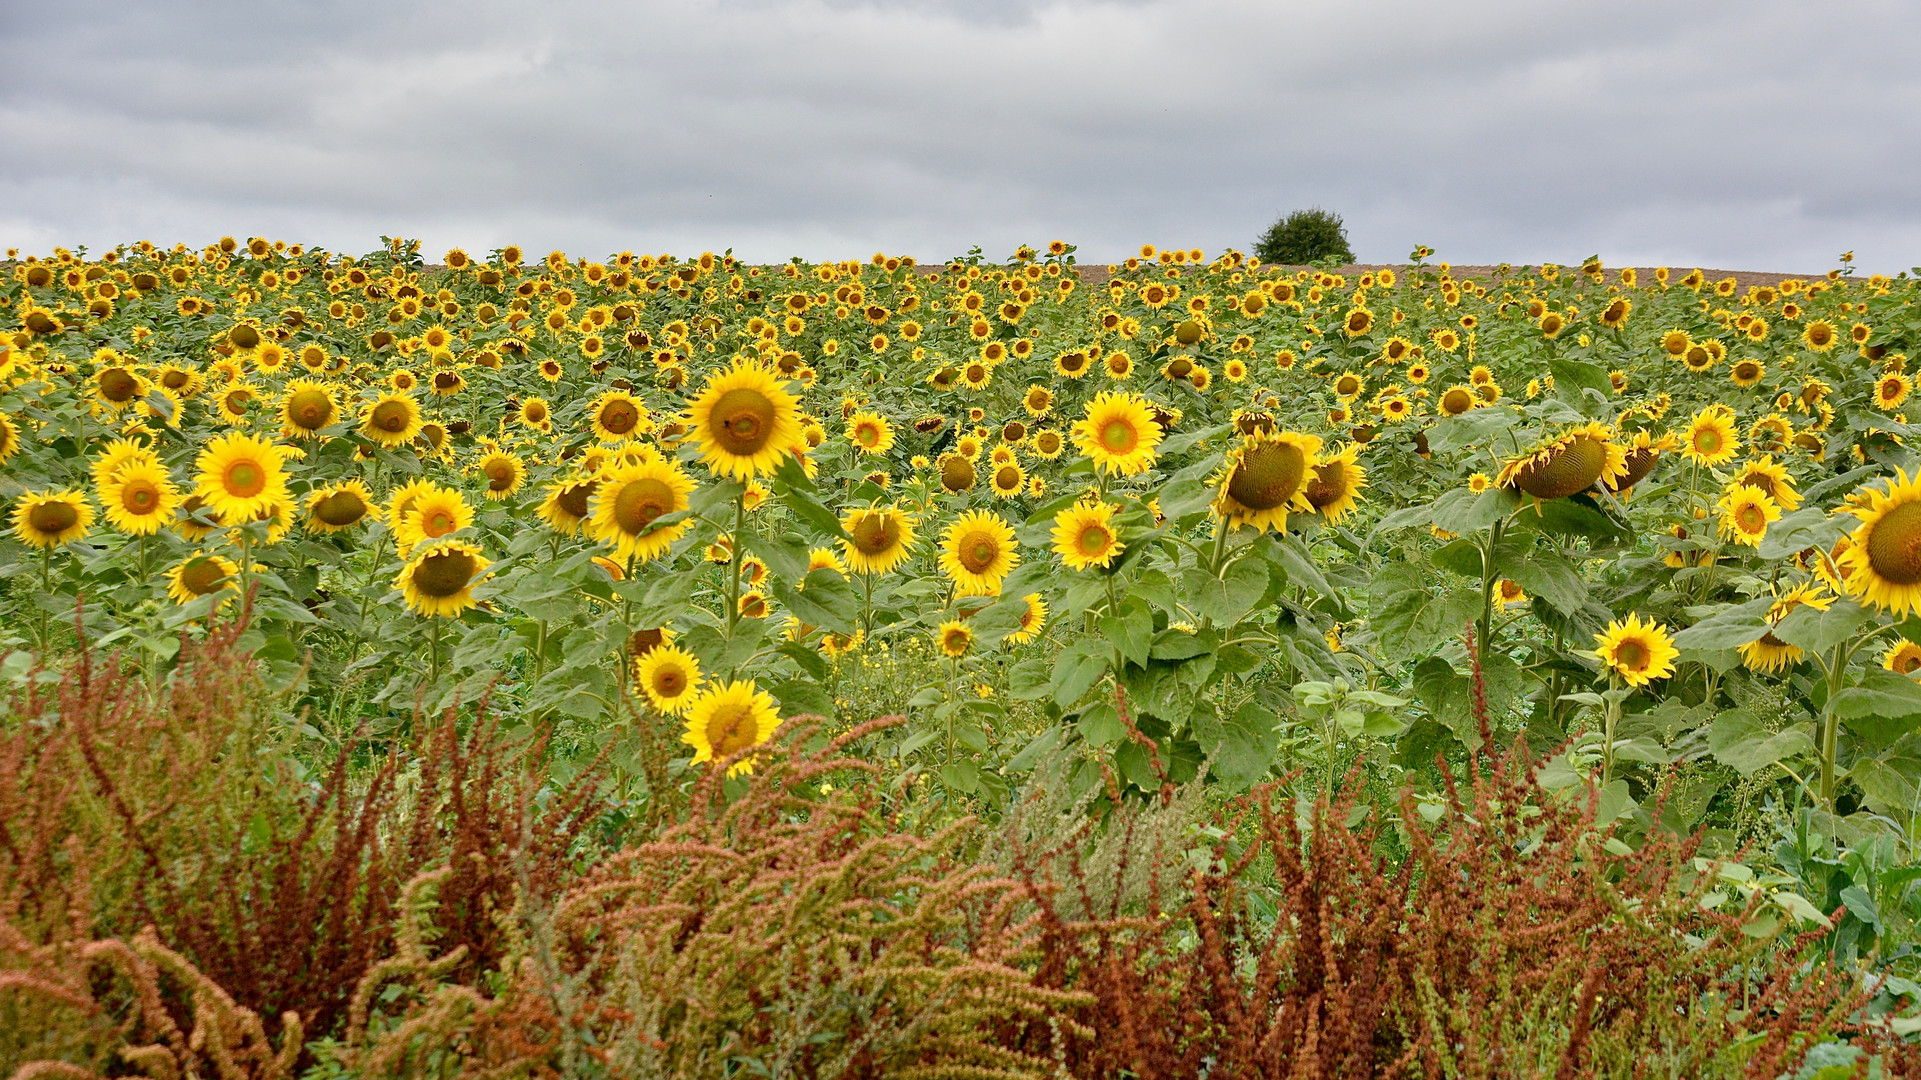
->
[939,511,1019,597]
[1876,372,1912,411]
[1437,385,1478,417]
[687,360,806,479]
[1303,442,1368,524]
[590,451,696,564]
[1608,431,1674,492]
[1839,469,1921,616]
[1052,500,1121,571]
[1593,613,1678,687]
[362,392,423,447]
[1679,405,1739,466]
[215,381,260,424]
[306,480,373,533]
[476,451,526,500]
[192,432,289,525]
[1497,423,1627,500]
[278,378,339,438]
[846,411,893,455]
[938,620,975,658]
[518,396,553,432]
[682,679,781,777]
[1213,429,1324,531]
[1031,428,1065,460]
[1884,639,1921,676]
[537,477,599,536]
[1740,582,1832,674]
[589,390,648,442]
[1716,483,1780,547]
[1497,579,1527,607]
[99,460,179,536]
[1729,358,1764,388]
[635,644,703,715]
[840,505,916,575]
[1071,392,1163,476]
[165,552,238,607]
[11,489,94,548]
[989,460,1027,499]
[1729,455,1802,511]
[395,538,489,618]
[1802,319,1838,352]
[394,484,473,554]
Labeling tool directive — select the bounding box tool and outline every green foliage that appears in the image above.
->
[1253,205,1355,266]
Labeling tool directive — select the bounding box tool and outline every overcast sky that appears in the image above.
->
[2,0,1917,272]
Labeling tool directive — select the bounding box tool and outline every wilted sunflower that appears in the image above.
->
[476,451,526,500]
[99,460,179,536]
[1593,613,1678,687]
[1716,483,1780,547]
[589,389,648,442]
[361,392,423,447]
[636,644,703,714]
[1679,405,1739,466]
[395,538,490,618]
[687,360,806,479]
[1071,392,1162,476]
[937,619,975,658]
[939,510,1019,597]
[1216,430,1324,532]
[1740,582,1832,674]
[394,484,473,555]
[591,451,696,564]
[846,411,893,454]
[193,432,289,525]
[11,489,94,548]
[682,679,780,777]
[166,552,238,607]
[1498,423,1627,500]
[1607,431,1674,492]
[1051,500,1121,571]
[1839,469,1921,616]
[306,481,373,533]
[840,505,916,575]
[1303,442,1368,524]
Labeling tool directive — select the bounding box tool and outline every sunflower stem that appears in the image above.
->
[1601,671,1621,787]
[726,492,746,638]
[429,616,442,685]
[1208,515,1230,576]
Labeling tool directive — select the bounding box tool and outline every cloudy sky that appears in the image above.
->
[2,0,1917,272]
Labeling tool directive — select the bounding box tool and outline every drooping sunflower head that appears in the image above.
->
[1592,612,1679,687]
[939,510,1019,597]
[1497,422,1628,501]
[166,552,239,607]
[1839,469,1921,617]
[395,538,490,618]
[11,489,94,549]
[306,481,373,533]
[840,505,916,575]
[1607,430,1674,492]
[687,360,806,480]
[636,644,703,715]
[1215,430,1324,532]
[682,679,781,777]
[590,450,696,564]
[1071,391,1163,477]
[1303,441,1368,525]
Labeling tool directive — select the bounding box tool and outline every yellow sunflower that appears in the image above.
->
[1883,639,1921,676]
[1593,613,1679,687]
[393,484,473,554]
[537,477,599,537]
[1716,483,1780,547]
[395,538,490,618]
[1051,500,1122,571]
[939,511,1019,597]
[1740,582,1832,674]
[840,505,916,575]
[1071,392,1163,476]
[278,378,339,438]
[165,552,239,607]
[588,389,648,442]
[682,679,781,777]
[361,392,423,447]
[687,360,806,479]
[1009,593,1048,645]
[1437,385,1478,417]
[99,460,179,536]
[1303,442,1368,524]
[989,460,1027,499]
[1497,423,1628,500]
[1215,430,1324,532]
[590,451,697,564]
[938,619,975,658]
[11,489,94,548]
[1839,469,1921,616]
[635,644,703,715]
[475,450,526,500]
[1876,372,1912,411]
[846,411,894,455]
[192,432,289,525]
[1679,405,1739,466]
[306,481,373,533]
[1803,319,1838,352]
[1729,455,1802,511]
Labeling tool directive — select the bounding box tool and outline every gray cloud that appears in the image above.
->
[1,0,1917,271]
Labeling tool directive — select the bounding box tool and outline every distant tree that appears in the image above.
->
[1254,207,1354,266]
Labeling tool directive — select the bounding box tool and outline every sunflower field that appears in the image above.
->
[10,236,1921,1074]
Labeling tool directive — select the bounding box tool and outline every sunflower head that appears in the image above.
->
[1051,500,1122,572]
[1593,613,1678,687]
[1303,442,1367,524]
[396,538,490,618]
[590,451,696,564]
[940,511,1019,597]
[1840,469,1921,616]
[1498,423,1627,500]
[307,482,372,532]
[938,620,975,659]
[1216,430,1324,531]
[841,505,916,575]
[682,679,781,777]
[636,645,703,715]
[1071,392,1163,476]
[12,490,94,548]
[688,361,805,479]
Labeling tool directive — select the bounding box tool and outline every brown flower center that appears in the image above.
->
[412,550,478,598]
[29,501,78,535]
[612,478,675,534]
[710,387,775,454]
[314,490,367,527]
[850,511,901,555]
[1867,501,1921,586]
[1227,441,1306,512]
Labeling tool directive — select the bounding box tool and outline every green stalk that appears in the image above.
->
[726,492,746,637]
